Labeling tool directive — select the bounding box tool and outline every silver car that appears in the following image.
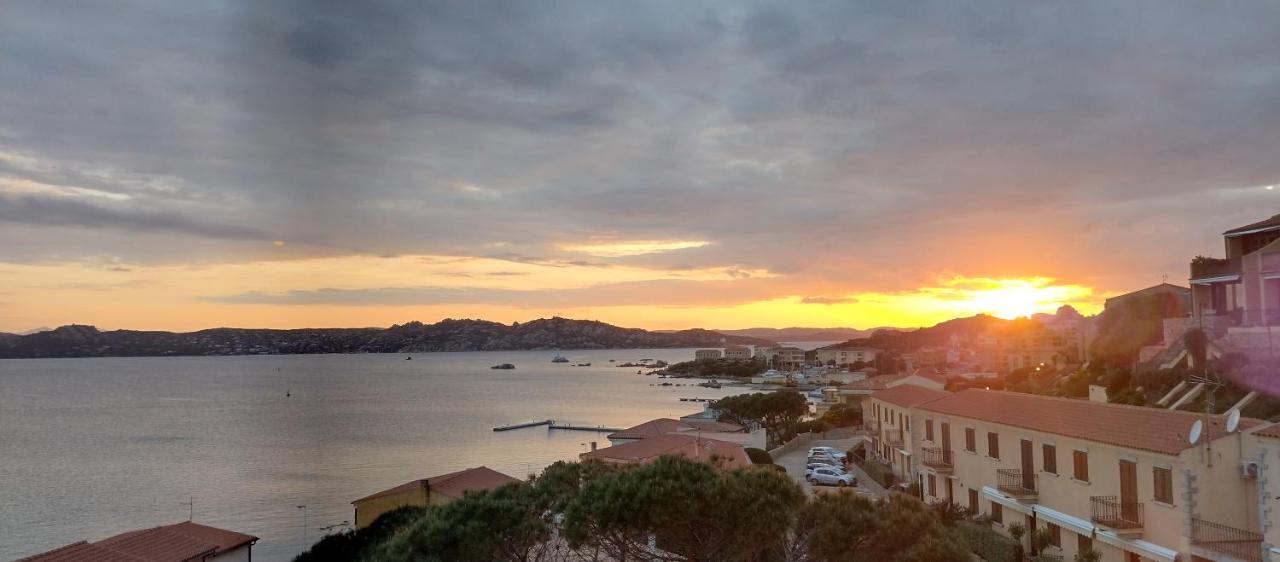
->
[808,466,855,487]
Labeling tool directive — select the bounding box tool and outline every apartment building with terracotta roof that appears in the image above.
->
[862,383,952,483]
[18,521,256,562]
[579,433,751,470]
[892,388,1275,562]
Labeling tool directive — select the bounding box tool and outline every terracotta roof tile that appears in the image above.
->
[19,522,256,562]
[869,384,951,407]
[1251,422,1280,439]
[608,418,743,440]
[580,434,750,469]
[918,389,1262,456]
[354,466,519,503]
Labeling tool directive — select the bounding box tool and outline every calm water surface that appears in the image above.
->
[0,349,747,560]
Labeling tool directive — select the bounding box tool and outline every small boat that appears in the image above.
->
[491,363,516,370]
[551,351,569,363]
[405,356,412,360]
[699,379,722,389]
[575,362,591,367]
[608,359,615,362]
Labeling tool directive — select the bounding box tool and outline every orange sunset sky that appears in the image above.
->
[2,3,1279,333]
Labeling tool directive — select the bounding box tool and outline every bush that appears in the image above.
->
[958,520,1018,562]
[745,447,773,465]
[858,459,896,488]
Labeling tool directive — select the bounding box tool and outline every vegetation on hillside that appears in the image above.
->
[296,456,972,562]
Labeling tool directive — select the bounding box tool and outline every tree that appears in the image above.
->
[561,456,805,561]
[795,493,970,562]
[294,506,426,562]
[1075,548,1102,562]
[818,403,862,428]
[371,483,554,562]
[713,391,809,447]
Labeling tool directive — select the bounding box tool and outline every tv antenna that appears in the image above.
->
[1188,366,1224,466]
[180,496,193,521]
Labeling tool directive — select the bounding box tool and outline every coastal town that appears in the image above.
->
[16,213,1280,562]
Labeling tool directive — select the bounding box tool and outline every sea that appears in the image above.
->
[0,348,764,561]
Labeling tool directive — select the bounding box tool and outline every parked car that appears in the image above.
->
[807,453,840,465]
[808,467,855,487]
[808,447,847,460]
[804,462,843,475]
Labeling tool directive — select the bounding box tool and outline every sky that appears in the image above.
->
[2,1,1280,333]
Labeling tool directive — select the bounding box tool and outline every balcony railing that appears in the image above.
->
[865,419,880,431]
[920,447,953,471]
[996,469,1037,498]
[1192,517,1263,562]
[885,429,904,447]
[1091,496,1143,531]
[1032,554,1064,562]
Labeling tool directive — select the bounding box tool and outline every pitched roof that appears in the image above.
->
[18,522,256,562]
[1251,422,1280,440]
[1224,213,1280,236]
[869,383,951,407]
[918,389,1262,456]
[608,418,743,440]
[580,434,750,469]
[353,466,519,503]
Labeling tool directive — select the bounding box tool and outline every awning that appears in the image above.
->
[981,488,1178,562]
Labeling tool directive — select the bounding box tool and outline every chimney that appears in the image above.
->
[590,441,597,452]
[1088,385,1108,403]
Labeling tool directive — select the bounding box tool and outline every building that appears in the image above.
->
[694,349,722,360]
[814,345,880,367]
[606,417,759,449]
[351,466,519,529]
[19,522,257,562]
[880,387,1276,562]
[579,433,752,469]
[765,346,806,370]
[723,345,752,359]
[863,383,953,483]
[1189,214,1280,358]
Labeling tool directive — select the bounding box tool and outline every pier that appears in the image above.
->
[549,423,623,432]
[679,397,715,403]
[493,419,553,432]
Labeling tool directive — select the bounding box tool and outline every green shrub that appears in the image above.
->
[958,520,1018,562]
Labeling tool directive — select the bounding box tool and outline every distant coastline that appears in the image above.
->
[0,317,777,359]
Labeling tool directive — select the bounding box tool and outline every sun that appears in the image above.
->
[966,284,1046,319]
[940,277,1094,320]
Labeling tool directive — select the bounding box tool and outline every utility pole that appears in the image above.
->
[297,505,308,543]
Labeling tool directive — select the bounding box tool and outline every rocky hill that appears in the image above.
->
[0,317,775,359]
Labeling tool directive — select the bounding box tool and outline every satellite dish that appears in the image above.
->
[1189,420,1204,445]
[1227,409,1242,433]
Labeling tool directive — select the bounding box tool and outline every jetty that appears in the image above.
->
[549,422,623,432]
[679,397,716,403]
[493,419,553,432]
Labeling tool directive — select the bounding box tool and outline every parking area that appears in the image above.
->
[774,437,884,499]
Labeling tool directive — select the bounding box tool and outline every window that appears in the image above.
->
[990,502,1003,524]
[1154,466,1173,504]
[1077,534,1092,555]
[925,419,934,441]
[1073,450,1089,482]
[965,428,976,452]
[1047,522,1061,547]
[928,474,937,497]
[1043,444,1057,474]
[968,489,979,513]
[987,432,1000,459]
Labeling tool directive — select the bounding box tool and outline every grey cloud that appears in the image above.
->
[1,0,1278,296]
[0,195,272,241]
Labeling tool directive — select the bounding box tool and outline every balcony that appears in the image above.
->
[996,469,1037,500]
[920,447,953,472]
[884,429,904,447]
[1192,517,1263,562]
[1191,256,1241,282]
[865,419,880,432]
[1090,496,1143,534]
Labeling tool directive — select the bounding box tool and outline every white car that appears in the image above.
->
[808,466,855,487]
[804,462,843,475]
[807,453,841,465]
[808,447,847,460]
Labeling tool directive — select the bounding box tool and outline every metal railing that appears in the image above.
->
[1090,496,1143,530]
[1032,554,1063,562]
[1192,517,1263,562]
[996,469,1037,497]
[885,429,903,447]
[920,447,953,470]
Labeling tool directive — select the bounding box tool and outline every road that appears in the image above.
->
[775,436,887,499]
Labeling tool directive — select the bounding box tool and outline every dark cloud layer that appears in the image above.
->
[2,1,1279,295]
